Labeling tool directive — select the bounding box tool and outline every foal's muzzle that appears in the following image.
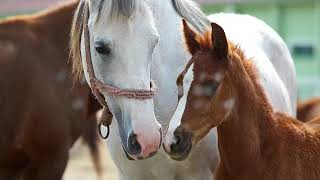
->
[165,126,193,161]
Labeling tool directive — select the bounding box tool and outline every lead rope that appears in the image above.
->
[82,1,157,139]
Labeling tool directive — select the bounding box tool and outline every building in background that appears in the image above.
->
[199,0,320,99]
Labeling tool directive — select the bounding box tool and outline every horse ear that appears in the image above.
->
[211,22,228,60]
[182,19,201,55]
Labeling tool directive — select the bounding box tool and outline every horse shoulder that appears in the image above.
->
[305,116,320,129]
[274,112,320,145]
[298,97,320,122]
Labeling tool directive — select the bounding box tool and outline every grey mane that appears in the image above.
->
[172,0,211,34]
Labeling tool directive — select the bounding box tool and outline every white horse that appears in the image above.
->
[164,13,297,160]
[71,0,218,179]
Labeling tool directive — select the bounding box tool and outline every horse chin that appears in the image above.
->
[169,143,192,161]
[122,146,135,160]
[122,146,158,161]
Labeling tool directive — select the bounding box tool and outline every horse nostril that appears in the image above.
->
[170,131,182,152]
[128,133,141,155]
[175,130,183,145]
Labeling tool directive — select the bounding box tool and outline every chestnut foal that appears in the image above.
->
[174,20,320,180]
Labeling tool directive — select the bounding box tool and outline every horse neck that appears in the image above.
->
[150,0,190,74]
[216,46,277,171]
[32,1,79,51]
[148,0,192,127]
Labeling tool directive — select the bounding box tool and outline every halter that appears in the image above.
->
[176,57,195,100]
[82,1,157,139]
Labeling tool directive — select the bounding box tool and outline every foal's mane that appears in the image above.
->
[198,28,259,84]
[226,33,273,117]
[195,28,272,114]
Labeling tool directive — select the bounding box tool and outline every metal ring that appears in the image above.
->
[98,123,110,139]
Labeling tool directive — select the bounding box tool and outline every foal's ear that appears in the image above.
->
[211,23,228,60]
[182,19,201,55]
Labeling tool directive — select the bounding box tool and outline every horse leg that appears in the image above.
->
[0,149,29,180]
[21,152,68,180]
[0,168,21,180]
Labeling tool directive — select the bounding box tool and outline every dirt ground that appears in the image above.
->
[63,139,118,180]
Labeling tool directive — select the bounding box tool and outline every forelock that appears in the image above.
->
[96,0,143,22]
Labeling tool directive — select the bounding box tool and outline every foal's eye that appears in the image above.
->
[202,82,219,97]
[94,41,111,55]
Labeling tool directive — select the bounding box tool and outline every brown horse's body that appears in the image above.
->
[0,1,102,179]
[297,97,320,122]
[215,96,320,180]
[176,21,320,180]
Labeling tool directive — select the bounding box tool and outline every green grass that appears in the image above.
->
[0,15,9,19]
[0,10,39,19]
[202,5,220,14]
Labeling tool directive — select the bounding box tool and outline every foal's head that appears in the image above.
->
[164,20,241,160]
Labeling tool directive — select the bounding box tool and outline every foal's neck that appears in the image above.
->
[217,45,276,170]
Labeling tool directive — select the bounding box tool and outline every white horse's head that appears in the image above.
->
[71,0,161,160]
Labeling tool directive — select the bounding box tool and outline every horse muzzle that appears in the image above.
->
[122,128,163,160]
[163,126,193,161]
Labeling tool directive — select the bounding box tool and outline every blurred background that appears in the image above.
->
[0,0,319,99]
[0,0,319,180]
[199,0,320,100]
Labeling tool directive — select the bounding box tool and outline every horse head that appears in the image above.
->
[164,20,234,160]
[70,0,162,160]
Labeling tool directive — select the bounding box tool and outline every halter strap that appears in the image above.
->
[179,58,195,82]
[82,1,156,139]
[176,57,195,100]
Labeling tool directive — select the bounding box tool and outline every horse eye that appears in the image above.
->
[94,41,111,55]
[203,82,219,97]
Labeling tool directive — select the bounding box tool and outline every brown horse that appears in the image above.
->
[170,20,320,180]
[0,1,102,179]
[297,97,320,122]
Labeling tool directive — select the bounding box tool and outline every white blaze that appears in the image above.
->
[213,72,224,82]
[163,64,194,152]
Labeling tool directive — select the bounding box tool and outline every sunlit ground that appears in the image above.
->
[63,139,118,180]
